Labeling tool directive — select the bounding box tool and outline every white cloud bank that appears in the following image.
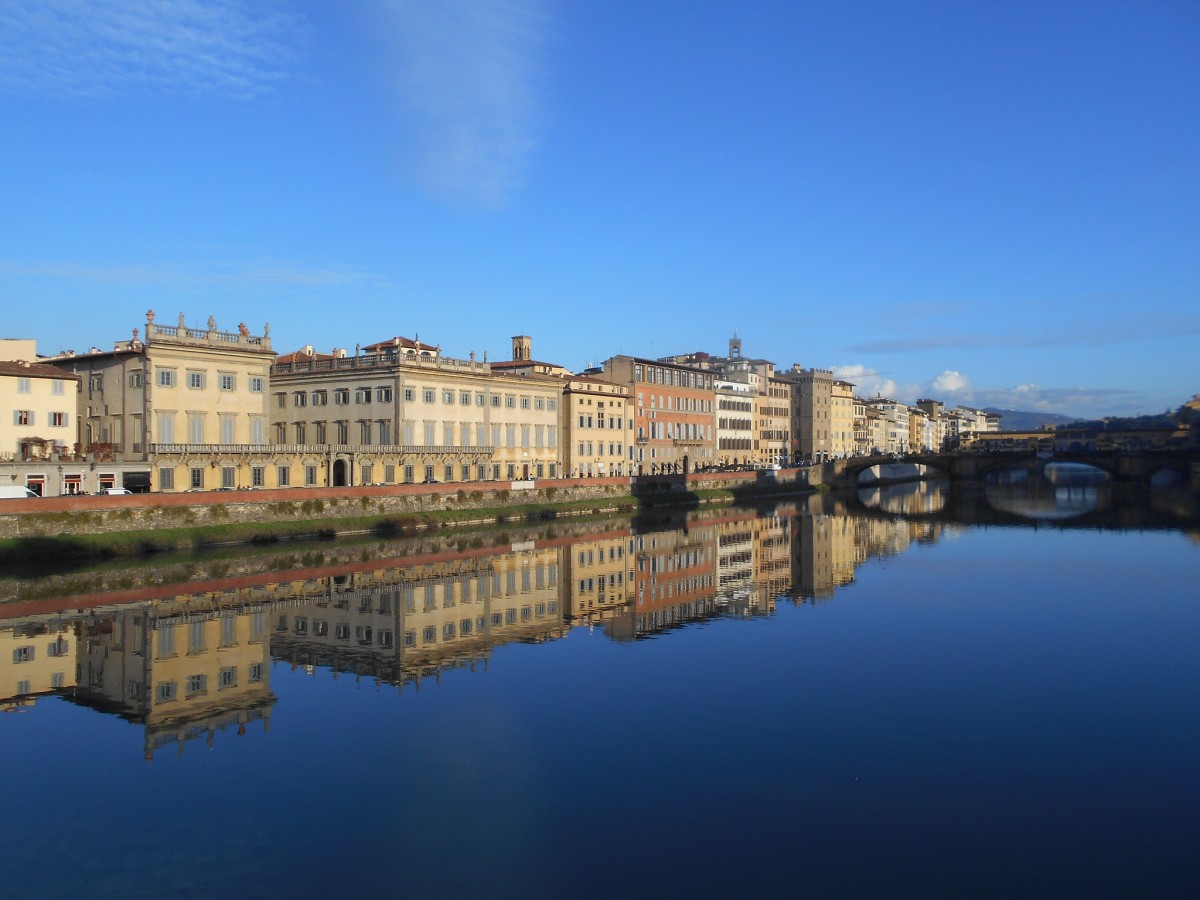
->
[834,362,1149,418]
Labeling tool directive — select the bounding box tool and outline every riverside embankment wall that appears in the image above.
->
[0,469,819,540]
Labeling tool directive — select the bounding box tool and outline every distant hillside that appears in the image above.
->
[983,407,1076,432]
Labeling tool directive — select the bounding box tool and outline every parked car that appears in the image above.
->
[0,486,39,499]
[100,487,132,495]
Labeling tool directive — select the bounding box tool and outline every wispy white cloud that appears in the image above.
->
[369,0,550,208]
[841,316,1200,354]
[0,0,306,99]
[0,258,387,291]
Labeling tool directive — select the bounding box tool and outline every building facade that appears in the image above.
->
[595,356,716,475]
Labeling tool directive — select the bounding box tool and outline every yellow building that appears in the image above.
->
[757,377,791,467]
[0,352,80,494]
[561,375,633,478]
[830,378,856,458]
[45,310,275,492]
[267,334,564,487]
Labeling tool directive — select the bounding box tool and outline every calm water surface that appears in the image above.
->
[2,477,1197,898]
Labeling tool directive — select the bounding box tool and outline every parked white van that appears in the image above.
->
[0,486,39,499]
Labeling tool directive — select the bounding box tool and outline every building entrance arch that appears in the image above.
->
[332,458,348,487]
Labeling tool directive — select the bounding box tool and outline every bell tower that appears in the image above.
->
[512,335,532,361]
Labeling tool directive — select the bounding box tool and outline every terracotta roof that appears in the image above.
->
[362,336,436,352]
[276,347,334,364]
[0,360,79,379]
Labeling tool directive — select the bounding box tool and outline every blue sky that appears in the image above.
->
[1,0,1196,419]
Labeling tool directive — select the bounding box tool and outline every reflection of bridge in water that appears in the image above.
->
[847,477,1200,531]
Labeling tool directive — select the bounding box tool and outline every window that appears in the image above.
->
[312,390,327,406]
[221,467,235,488]
[219,374,235,391]
[50,412,67,427]
[186,674,208,696]
[248,663,264,683]
[361,463,373,483]
[159,468,175,490]
[460,391,470,405]
[252,467,264,487]
[189,621,206,652]
[219,667,237,689]
[378,420,391,444]
[305,465,317,486]
[491,395,500,407]
[188,371,206,389]
[476,393,485,406]
[360,421,373,443]
[424,464,434,482]
[250,376,264,392]
[535,398,544,410]
[334,388,350,405]
[505,395,515,408]
[443,390,454,404]
[17,377,30,393]
[158,369,176,387]
[402,387,415,402]
[13,410,32,426]
[377,387,393,403]
[355,387,371,404]
[294,391,307,407]
[156,681,177,703]
[423,388,435,403]
[277,466,290,486]
[12,646,34,663]
[520,397,530,409]
[444,464,453,482]
[404,465,414,483]
[219,414,235,443]
[129,371,143,388]
[190,468,204,489]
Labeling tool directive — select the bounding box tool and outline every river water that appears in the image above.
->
[2,474,1197,898]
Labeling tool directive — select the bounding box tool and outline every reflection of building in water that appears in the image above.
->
[752,511,791,606]
[1,593,276,757]
[1,616,75,711]
[270,544,566,688]
[789,509,944,603]
[562,530,635,625]
[858,480,947,515]
[602,521,720,639]
[71,600,274,759]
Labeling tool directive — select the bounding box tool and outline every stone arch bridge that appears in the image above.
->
[824,449,1200,489]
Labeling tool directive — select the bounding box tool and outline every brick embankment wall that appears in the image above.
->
[0,478,639,540]
[0,469,818,541]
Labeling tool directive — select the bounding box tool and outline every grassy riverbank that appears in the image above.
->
[0,481,821,566]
